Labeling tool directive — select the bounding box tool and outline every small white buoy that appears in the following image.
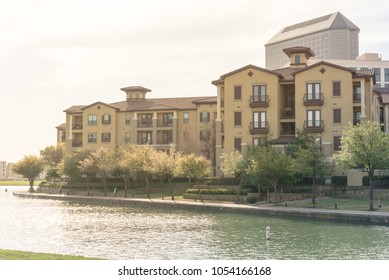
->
[266,225,271,240]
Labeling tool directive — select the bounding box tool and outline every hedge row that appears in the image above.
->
[186,188,249,195]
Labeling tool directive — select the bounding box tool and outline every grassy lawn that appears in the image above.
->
[0,249,100,260]
[0,180,42,186]
[287,196,389,211]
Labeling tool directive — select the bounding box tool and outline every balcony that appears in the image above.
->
[353,93,361,103]
[249,121,269,134]
[303,120,324,133]
[72,124,83,130]
[280,110,295,119]
[249,95,269,108]
[157,120,173,128]
[72,141,82,147]
[303,94,324,106]
[137,120,153,128]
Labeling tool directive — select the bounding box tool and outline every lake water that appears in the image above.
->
[0,186,388,260]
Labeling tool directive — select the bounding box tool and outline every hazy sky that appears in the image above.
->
[1,0,389,163]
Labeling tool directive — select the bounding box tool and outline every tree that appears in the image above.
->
[333,121,389,210]
[60,150,91,182]
[295,141,332,207]
[13,155,44,192]
[177,153,211,202]
[77,151,98,196]
[81,146,117,196]
[219,150,247,203]
[117,144,137,198]
[40,144,65,178]
[247,146,295,205]
[150,145,181,200]
[132,145,158,199]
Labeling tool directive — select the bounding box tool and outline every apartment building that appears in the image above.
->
[212,46,377,176]
[265,12,359,69]
[58,86,217,159]
[0,161,6,179]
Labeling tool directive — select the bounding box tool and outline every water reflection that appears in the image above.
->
[0,186,388,259]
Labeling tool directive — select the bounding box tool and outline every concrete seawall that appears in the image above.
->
[13,191,389,225]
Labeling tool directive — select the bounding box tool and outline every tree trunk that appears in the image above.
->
[235,180,242,204]
[369,173,374,211]
[169,178,174,200]
[274,182,278,206]
[29,178,34,192]
[266,186,270,203]
[124,174,128,198]
[312,177,316,208]
[103,176,107,197]
[86,176,90,196]
[146,177,150,199]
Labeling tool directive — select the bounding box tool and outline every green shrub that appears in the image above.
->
[332,176,347,186]
[246,196,258,204]
[185,188,249,195]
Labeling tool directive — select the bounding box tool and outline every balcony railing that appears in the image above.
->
[72,124,83,130]
[303,120,324,133]
[303,94,324,106]
[137,120,153,127]
[249,95,269,108]
[72,141,82,147]
[353,93,361,103]
[280,110,295,119]
[249,121,269,134]
[157,120,173,127]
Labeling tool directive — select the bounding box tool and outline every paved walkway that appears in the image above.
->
[13,191,389,225]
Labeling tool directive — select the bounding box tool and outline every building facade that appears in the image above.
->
[212,47,377,176]
[58,47,379,177]
[58,86,217,161]
[265,12,359,70]
[0,161,6,179]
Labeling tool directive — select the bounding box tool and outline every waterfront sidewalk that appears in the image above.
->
[13,191,389,225]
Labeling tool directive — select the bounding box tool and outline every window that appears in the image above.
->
[234,86,242,100]
[163,113,173,126]
[307,110,321,127]
[334,136,342,151]
[333,81,341,96]
[141,132,152,144]
[200,130,210,141]
[102,132,111,143]
[253,112,266,128]
[200,111,210,122]
[124,132,131,143]
[234,138,242,151]
[385,68,389,82]
[307,83,321,100]
[294,54,300,64]
[88,132,97,143]
[88,115,97,125]
[183,112,189,123]
[253,138,260,147]
[234,112,242,126]
[253,85,266,102]
[102,114,111,124]
[333,109,341,124]
[125,114,131,125]
[163,131,173,144]
[374,68,381,82]
[140,114,153,127]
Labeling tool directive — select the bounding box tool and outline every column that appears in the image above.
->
[152,112,158,145]
[385,106,389,133]
[133,112,138,144]
[360,80,366,122]
[172,111,178,146]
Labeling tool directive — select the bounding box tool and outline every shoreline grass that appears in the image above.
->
[0,249,100,260]
[0,180,42,187]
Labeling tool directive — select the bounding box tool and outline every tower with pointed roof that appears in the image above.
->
[265,12,359,70]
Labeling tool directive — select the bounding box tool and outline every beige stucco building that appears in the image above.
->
[212,46,376,176]
[58,86,217,161]
[58,47,379,177]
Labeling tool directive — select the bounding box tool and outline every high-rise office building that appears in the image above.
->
[265,12,359,70]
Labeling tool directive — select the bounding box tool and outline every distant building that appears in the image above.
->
[0,161,6,179]
[265,12,359,70]
[6,162,23,180]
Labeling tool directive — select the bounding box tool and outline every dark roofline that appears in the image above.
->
[291,60,354,76]
[80,101,120,111]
